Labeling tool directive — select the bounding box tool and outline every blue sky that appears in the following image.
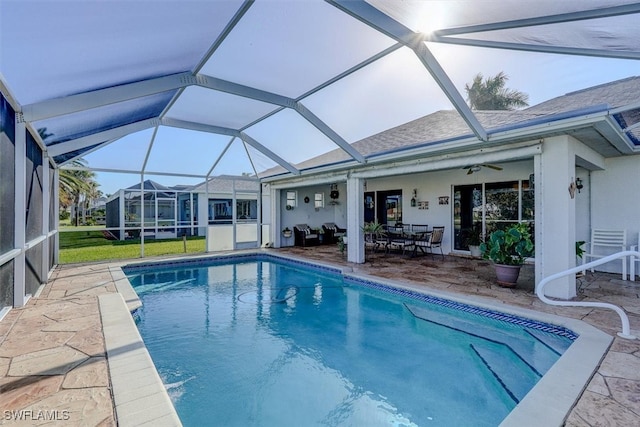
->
[90,47,640,196]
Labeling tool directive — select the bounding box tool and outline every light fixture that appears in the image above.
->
[576,177,583,193]
[411,189,417,207]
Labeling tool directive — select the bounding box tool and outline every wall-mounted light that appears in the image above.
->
[576,177,583,193]
[411,188,417,207]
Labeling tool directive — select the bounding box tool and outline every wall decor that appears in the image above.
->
[418,201,429,210]
[304,196,310,203]
[438,196,449,205]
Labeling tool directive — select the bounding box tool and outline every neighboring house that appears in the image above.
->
[105,176,259,241]
[265,76,640,300]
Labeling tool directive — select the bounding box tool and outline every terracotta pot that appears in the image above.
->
[494,264,522,288]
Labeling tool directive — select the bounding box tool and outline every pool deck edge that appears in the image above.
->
[99,293,182,427]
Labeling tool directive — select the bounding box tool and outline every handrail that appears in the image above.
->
[537,250,638,340]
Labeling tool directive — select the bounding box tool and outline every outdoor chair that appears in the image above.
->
[630,232,640,281]
[581,229,627,280]
[322,222,346,244]
[414,226,445,259]
[388,233,414,255]
[293,224,320,247]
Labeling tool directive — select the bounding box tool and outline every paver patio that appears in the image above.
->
[1,247,639,426]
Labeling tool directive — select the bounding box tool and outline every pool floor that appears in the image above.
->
[127,257,573,426]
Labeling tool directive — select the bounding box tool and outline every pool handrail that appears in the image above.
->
[536,250,638,340]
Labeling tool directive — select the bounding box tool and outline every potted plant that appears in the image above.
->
[480,222,534,287]
[463,226,483,257]
[282,227,292,238]
[337,235,346,254]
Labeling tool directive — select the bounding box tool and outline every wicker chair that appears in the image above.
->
[322,222,346,244]
[293,224,320,247]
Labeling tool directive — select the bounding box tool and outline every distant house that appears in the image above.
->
[105,175,259,241]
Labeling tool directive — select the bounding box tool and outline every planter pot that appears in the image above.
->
[494,264,522,288]
[469,245,482,258]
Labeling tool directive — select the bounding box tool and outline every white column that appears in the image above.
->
[536,136,576,299]
[272,187,281,247]
[118,189,125,241]
[42,155,50,278]
[14,114,26,307]
[53,168,60,265]
[347,177,364,263]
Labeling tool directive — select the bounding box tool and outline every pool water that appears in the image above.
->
[126,257,574,426]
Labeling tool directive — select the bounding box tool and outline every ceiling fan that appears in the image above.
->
[463,164,503,175]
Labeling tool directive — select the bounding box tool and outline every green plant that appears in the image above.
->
[337,235,346,254]
[361,221,385,235]
[576,241,586,259]
[462,226,483,246]
[480,222,534,266]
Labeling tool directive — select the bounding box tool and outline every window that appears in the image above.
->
[286,191,297,208]
[314,192,324,208]
[453,180,533,251]
[237,200,257,220]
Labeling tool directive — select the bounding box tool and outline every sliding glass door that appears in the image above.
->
[454,180,533,251]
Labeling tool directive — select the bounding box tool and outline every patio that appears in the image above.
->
[1,248,639,426]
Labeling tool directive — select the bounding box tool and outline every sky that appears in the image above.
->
[90,47,640,196]
[2,0,639,196]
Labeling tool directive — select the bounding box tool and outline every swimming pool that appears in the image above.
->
[124,254,576,426]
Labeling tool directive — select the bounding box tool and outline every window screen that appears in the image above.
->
[25,130,43,242]
[1,95,15,254]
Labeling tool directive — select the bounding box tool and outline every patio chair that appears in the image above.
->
[293,224,320,247]
[388,232,414,255]
[630,232,640,281]
[581,229,627,280]
[414,226,445,259]
[322,222,346,244]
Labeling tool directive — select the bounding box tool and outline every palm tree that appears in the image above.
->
[465,72,529,110]
[38,127,100,225]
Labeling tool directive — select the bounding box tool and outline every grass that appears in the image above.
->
[59,230,206,264]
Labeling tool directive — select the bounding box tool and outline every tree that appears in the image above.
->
[465,72,529,110]
[38,128,101,225]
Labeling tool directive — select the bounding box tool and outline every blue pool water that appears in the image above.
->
[125,256,575,426]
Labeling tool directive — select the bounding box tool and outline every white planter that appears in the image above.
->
[469,245,482,258]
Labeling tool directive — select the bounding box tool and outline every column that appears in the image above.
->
[536,136,576,299]
[13,114,26,307]
[346,177,364,263]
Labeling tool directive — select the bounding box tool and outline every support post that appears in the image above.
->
[14,114,26,307]
[346,177,364,263]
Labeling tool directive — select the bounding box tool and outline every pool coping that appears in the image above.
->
[105,250,613,427]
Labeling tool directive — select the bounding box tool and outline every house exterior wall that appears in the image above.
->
[364,160,534,254]
[589,155,640,276]
[279,183,347,247]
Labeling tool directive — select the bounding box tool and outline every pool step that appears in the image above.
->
[470,343,541,404]
[404,303,561,376]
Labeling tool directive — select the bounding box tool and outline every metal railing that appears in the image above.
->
[536,250,638,340]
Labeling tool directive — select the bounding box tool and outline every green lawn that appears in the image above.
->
[59,230,206,264]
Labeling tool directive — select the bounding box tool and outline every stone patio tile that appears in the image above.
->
[66,327,106,357]
[43,314,100,332]
[610,337,640,353]
[607,377,640,416]
[0,375,64,411]
[0,356,10,376]
[62,357,109,389]
[569,390,640,426]
[21,387,114,427]
[586,372,610,396]
[8,346,89,376]
[598,351,640,381]
[0,331,75,358]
